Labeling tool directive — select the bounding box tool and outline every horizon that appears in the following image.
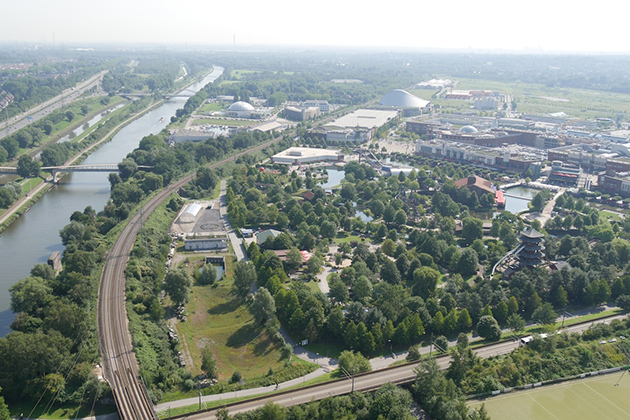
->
[2,0,628,55]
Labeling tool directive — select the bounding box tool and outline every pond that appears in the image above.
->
[501,186,540,214]
[320,167,345,189]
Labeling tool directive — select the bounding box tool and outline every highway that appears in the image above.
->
[97,136,283,420]
[168,314,626,419]
[0,70,107,140]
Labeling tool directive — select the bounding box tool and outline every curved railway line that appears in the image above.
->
[97,137,282,419]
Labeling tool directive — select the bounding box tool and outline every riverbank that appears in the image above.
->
[0,68,217,234]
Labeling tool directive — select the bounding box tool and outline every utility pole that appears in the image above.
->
[198,382,202,409]
[340,366,355,393]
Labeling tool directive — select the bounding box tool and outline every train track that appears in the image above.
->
[97,137,282,419]
[166,313,627,420]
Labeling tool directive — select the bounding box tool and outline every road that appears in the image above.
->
[163,314,626,419]
[97,136,284,420]
[0,71,107,140]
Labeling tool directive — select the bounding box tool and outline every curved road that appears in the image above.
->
[97,136,283,419]
[167,314,626,419]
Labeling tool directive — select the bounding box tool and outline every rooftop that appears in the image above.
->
[325,109,398,130]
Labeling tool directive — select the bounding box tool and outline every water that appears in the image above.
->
[320,167,345,189]
[355,210,373,222]
[58,104,126,143]
[502,186,539,214]
[0,67,224,336]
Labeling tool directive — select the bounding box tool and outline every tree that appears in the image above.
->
[9,276,52,315]
[201,347,218,380]
[118,157,138,180]
[328,276,349,303]
[476,316,502,341]
[456,248,479,277]
[507,313,526,334]
[353,275,373,302]
[508,296,519,314]
[394,209,408,226]
[457,308,473,331]
[412,266,440,299]
[434,335,449,353]
[369,382,415,420]
[306,255,322,275]
[164,268,192,306]
[197,263,218,285]
[284,248,303,273]
[462,217,483,244]
[250,287,276,324]
[17,154,40,178]
[234,260,256,296]
[338,350,371,375]
[258,401,286,420]
[531,302,558,325]
[0,386,9,420]
[65,110,75,122]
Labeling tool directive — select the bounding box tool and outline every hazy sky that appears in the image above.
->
[3,0,629,53]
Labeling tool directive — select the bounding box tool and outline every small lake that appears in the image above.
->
[320,167,345,189]
[501,186,540,214]
[355,210,373,222]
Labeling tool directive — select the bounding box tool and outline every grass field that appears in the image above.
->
[469,372,630,420]
[191,118,255,127]
[410,77,630,119]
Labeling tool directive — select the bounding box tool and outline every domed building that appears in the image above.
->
[379,89,431,116]
[459,125,479,134]
[226,101,256,118]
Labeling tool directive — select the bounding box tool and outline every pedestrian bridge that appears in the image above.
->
[0,164,153,182]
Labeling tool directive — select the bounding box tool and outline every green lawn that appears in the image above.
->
[173,261,310,384]
[333,234,361,244]
[411,77,630,119]
[191,118,255,127]
[468,372,630,420]
[197,103,225,113]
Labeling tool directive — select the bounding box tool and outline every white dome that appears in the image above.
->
[459,125,479,134]
[228,101,254,112]
[379,89,430,108]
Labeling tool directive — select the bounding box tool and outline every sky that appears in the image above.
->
[2,0,629,53]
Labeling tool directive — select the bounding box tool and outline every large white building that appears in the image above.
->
[271,147,344,165]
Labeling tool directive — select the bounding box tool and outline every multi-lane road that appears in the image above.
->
[168,315,626,419]
[97,136,283,420]
[0,70,106,140]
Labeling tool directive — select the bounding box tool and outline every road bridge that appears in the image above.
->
[0,164,153,182]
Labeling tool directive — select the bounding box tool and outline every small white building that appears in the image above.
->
[178,203,203,224]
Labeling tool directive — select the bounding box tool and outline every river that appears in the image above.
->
[0,67,224,336]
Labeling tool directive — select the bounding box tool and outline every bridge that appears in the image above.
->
[0,164,153,182]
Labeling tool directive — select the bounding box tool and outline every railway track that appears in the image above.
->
[97,137,282,419]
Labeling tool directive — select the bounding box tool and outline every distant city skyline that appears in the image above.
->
[2,0,629,53]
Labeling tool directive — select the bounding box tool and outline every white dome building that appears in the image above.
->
[226,101,256,118]
[379,89,431,116]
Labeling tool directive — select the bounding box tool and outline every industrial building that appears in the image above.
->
[271,147,344,165]
[284,105,320,121]
[319,109,399,143]
[184,235,229,251]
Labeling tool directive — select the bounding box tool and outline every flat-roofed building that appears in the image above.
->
[271,147,344,165]
[184,235,229,251]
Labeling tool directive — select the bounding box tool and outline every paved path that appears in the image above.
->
[219,180,247,262]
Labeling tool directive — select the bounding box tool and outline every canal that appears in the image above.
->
[0,67,224,336]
